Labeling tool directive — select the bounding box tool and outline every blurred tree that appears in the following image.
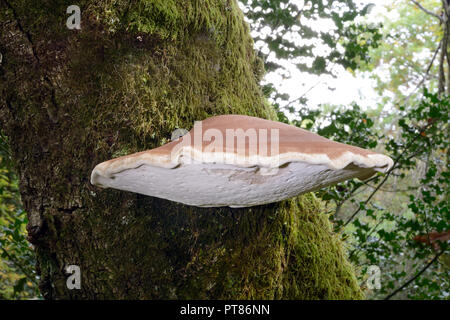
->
[360,0,447,101]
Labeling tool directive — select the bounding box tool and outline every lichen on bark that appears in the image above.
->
[0,0,363,299]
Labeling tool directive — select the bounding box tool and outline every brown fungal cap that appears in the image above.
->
[91,115,393,207]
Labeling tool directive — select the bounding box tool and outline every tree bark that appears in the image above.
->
[0,0,363,299]
[444,1,450,95]
[439,0,450,96]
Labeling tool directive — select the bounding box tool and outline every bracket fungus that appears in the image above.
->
[91,115,393,207]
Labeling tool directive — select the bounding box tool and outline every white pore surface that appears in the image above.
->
[94,162,375,207]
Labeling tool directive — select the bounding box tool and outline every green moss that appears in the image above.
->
[169,194,363,299]
[63,0,275,159]
[281,196,364,299]
[126,0,181,39]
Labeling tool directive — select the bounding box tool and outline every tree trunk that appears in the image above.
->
[444,2,450,96]
[0,0,363,299]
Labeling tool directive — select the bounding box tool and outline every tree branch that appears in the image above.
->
[384,249,445,300]
[0,246,38,285]
[410,0,443,22]
[438,19,448,96]
[342,122,433,228]
[405,40,441,103]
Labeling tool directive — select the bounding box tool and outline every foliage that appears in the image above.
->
[358,0,443,99]
[0,133,40,299]
[239,0,383,112]
[288,91,449,299]
[260,0,449,299]
[240,0,382,74]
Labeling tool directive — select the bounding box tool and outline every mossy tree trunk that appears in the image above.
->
[0,0,363,299]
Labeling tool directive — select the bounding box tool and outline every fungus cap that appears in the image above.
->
[91,115,393,207]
